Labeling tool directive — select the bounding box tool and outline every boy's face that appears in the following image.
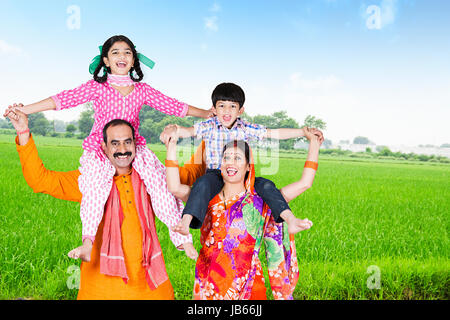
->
[214,100,245,128]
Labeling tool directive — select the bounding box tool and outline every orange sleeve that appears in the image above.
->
[16,135,82,203]
[178,140,206,186]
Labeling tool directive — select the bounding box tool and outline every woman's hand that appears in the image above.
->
[304,127,323,147]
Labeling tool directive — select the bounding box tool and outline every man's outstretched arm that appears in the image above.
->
[5,107,82,202]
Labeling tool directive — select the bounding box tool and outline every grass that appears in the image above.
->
[0,134,448,300]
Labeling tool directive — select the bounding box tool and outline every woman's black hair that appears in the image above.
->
[222,140,250,164]
[211,83,245,109]
[222,140,251,181]
[93,35,144,83]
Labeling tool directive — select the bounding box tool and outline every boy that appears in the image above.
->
[163,83,324,235]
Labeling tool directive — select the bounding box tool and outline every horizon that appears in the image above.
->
[1,0,449,148]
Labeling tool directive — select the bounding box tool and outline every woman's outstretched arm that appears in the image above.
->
[165,131,192,202]
[280,127,321,203]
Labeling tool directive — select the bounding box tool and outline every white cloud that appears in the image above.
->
[380,0,397,27]
[0,39,23,56]
[210,2,221,13]
[204,16,218,32]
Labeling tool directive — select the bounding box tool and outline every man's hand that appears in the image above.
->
[160,124,179,146]
[4,104,29,133]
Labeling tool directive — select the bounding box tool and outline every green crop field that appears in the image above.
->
[0,134,448,300]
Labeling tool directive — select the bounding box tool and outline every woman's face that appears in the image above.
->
[103,41,135,75]
[221,146,249,185]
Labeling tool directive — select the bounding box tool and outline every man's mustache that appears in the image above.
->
[113,152,132,158]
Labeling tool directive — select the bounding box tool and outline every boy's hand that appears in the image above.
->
[160,124,179,145]
[309,128,324,143]
[304,127,324,144]
[304,127,323,146]
[182,242,198,261]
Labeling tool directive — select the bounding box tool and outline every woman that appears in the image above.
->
[164,128,322,300]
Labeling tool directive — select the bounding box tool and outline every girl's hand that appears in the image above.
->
[4,105,29,133]
[207,106,216,118]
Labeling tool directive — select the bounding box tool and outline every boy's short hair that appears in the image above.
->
[211,83,245,109]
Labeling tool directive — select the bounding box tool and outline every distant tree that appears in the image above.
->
[0,118,13,129]
[377,146,392,156]
[303,115,327,130]
[28,113,51,136]
[322,139,333,149]
[353,136,370,144]
[441,143,450,148]
[52,120,67,133]
[66,124,77,133]
[78,104,94,138]
[366,147,372,153]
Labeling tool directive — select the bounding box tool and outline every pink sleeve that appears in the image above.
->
[142,83,188,118]
[51,80,99,111]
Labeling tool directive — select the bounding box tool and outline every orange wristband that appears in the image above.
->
[304,161,318,170]
[165,159,179,168]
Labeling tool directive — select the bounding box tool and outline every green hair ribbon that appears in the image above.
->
[89,45,155,74]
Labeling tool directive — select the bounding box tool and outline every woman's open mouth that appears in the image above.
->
[226,167,238,177]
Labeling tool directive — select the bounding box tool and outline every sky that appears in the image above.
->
[0,0,449,147]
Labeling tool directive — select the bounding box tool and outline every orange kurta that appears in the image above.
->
[16,135,205,300]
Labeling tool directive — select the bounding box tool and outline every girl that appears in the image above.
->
[11,35,209,262]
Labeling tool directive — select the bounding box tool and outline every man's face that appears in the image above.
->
[214,100,244,129]
[101,124,136,174]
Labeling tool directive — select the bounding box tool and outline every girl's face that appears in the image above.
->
[221,147,249,185]
[103,41,135,75]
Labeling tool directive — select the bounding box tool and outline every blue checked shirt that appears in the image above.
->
[194,116,267,169]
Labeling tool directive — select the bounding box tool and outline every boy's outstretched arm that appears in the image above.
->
[265,127,324,142]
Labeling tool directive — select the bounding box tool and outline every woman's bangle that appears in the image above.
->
[17,129,30,135]
[165,159,179,168]
[304,161,318,170]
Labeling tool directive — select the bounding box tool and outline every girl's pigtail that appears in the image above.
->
[131,59,144,82]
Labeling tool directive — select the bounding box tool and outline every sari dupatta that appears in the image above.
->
[208,146,299,300]
[242,147,298,299]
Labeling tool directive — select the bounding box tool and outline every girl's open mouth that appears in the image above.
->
[116,61,127,68]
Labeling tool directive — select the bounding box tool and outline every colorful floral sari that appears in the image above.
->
[193,148,299,300]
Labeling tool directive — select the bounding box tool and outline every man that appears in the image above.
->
[5,107,204,300]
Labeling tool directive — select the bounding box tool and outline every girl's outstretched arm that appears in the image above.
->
[11,98,56,115]
[186,105,214,119]
[280,127,321,203]
[165,133,191,202]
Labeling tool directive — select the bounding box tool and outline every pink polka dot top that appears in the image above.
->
[51,78,188,152]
